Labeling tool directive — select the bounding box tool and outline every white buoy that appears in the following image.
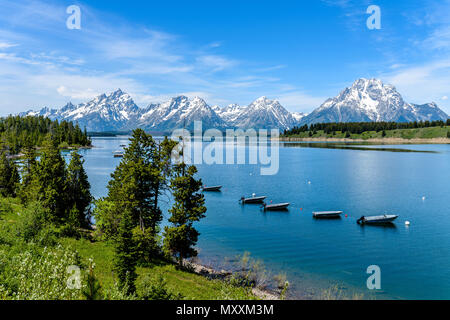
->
[422,196,426,201]
[405,221,410,226]
[308,181,311,184]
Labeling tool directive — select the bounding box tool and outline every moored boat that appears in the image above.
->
[113,151,124,158]
[357,215,398,225]
[202,185,222,192]
[313,211,343,218]
[240,195,267,204]
[263,203,290,211]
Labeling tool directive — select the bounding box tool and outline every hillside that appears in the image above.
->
[0,197,258,300]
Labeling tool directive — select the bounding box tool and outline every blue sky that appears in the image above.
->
[0,0,449,115]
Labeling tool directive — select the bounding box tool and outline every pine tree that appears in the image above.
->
[82,259,102,300]
[150,137,177,231]
[107,129,158,231]
[0,151,19,197]
[66,152,92,227]
[114,209,137,295]
[31,135,67,221]
[18,139,38,203]
[163,163,206,267]
[105,129,170,260]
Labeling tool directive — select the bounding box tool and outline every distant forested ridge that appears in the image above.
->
[0,115,91,154]
[283,119,450,136]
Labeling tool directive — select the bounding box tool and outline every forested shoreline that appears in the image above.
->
[283,120,450,140]
[0,116,91,155]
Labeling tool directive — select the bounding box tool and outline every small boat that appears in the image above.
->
[120,144,126,147]
[113,151,124,158]
[202,185,222,192]
[313,211,343,218]
[240,194,267,204]
[263,203,290,211]
[357,215,398,225]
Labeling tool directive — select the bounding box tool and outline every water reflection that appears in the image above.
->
[280,142,438,153]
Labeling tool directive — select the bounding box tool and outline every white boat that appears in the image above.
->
[313,211,343,218]
[357,215,398,225]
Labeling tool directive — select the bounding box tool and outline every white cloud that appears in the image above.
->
[277,92,326,113]
[383,59,450,113]
[0,42,17,49]
[196,55,238,72]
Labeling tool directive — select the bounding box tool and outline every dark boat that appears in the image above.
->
[240,195,267,204]
[202,186,222,192]
[262,203,290,211]
[113,151,124,158]
[357,215,398,225]
[313,211,343,218]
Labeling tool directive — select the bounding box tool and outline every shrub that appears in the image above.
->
[14,202,58,246]
[132,226,160,265]
[0,245,82,300]
[137,274,183,300]
[58,141,70,149]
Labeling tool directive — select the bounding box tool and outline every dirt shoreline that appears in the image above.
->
[276,137,450,144]
[187,261,280,300]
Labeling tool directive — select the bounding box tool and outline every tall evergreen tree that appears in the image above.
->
[163,163,206,267]
[0,151,20,197]
[18,138,37,202]
[104,130,171,245]
[31,135,67,221]
[66,152,92,227]
[114,209,137,295]
[106,129,158,232]
[149,137,177,231]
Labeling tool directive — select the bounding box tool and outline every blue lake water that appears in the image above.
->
[79,137,450,300]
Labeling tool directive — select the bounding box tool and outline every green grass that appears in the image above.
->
[283,126,450,140]
[0,197,23,222]
[60,237,256,300]
[0,198,256,300]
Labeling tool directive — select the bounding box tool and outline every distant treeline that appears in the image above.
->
[0,115,91,154]
[283,119,450,136]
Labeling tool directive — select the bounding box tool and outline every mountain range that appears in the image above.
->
[20,79,448,132]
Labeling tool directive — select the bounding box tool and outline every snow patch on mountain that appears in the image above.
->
[300,78,448,125]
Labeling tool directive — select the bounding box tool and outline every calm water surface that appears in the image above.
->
[79,137,450,299]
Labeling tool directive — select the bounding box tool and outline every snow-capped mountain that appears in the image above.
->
[20,81,448,132]
[216,104,246,123]
[292,112,307,123]
[138,96,226,131]
[21,89,141,131]
[230,97,296,129]
[409,103,449,122]
[299,78,448,125]
[20,106,59,119]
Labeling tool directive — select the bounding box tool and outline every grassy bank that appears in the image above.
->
[280,125,450,143]
[0,197,257,300]
[60,238,257,300]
